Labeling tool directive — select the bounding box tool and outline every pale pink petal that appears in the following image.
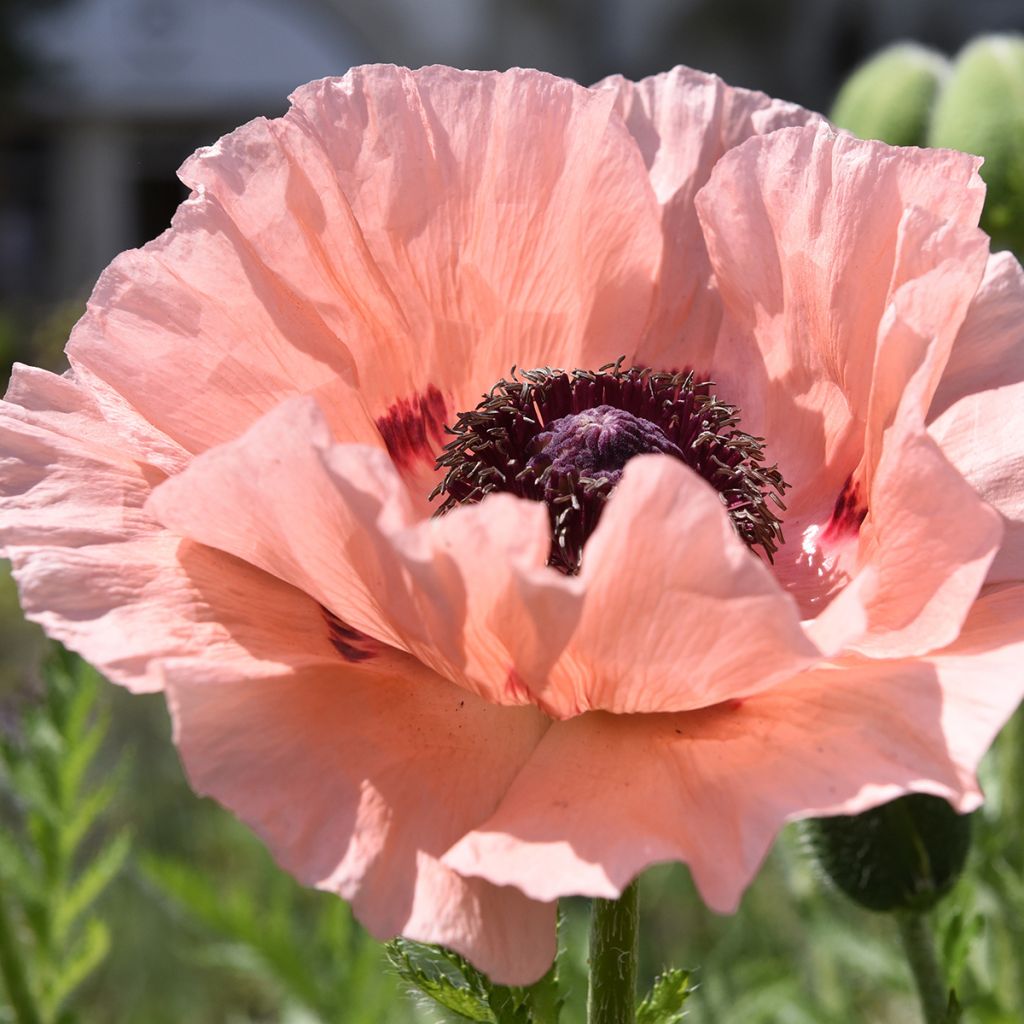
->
[165,657,554,984]
[355,487,575,712]
[148,396,566,708]
[322,452,822,719]
[798,354,1002,659]
[323,445,573,710]
[280,67,661,410]
[697,124,988,511]
[147,397,413,652]
[931,387,1024,585]
[445,585,1024,909]
[525,456,820,717]
[597,66,822,368]
[929,252,1024,584]
[696,124,992,632]
[0,368,342,691]
[930,251,1024,419]
[844,418,1002,656]
[66,198,358,456]
[100,65,661,487]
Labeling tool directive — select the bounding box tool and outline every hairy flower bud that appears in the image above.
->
[831,43,948,147]
[928,34,1024,253]
[804,794,972,913]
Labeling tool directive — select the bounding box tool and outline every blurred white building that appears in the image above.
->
[6,0,371,297]
[2,0,1022,301]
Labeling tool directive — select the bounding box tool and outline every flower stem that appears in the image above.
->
[0,890,41,1024]
[896,910,950,1024]
[588,879,639,1024]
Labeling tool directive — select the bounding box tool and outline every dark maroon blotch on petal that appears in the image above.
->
[822,474,868,543]
[376,386,448,471]
[321,605,377,663]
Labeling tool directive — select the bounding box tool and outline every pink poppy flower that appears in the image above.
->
[2,64,1024,984]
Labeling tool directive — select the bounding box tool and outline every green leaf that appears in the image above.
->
[56,715,104,813]
[142,854,324,1014]
[55,831,131,945]
[637,969,692,1024]
[385,938,565,1024]
[43,916,110,1018]
[386,939,496,1022]
[60,774,121,857]
[0,828,34,890]
[521,959,563,1024]
[939,908,983,990]
[942,988,963,1023]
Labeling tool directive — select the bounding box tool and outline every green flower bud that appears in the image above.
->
[831,43,949,146]
[804,794,972,913]
[928,34,1024,253]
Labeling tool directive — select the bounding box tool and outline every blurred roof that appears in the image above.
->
[19,0,368,119]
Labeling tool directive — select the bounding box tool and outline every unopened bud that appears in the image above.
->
[804,793,972,913]
[831,43,948,146]
[928,34,1024,253]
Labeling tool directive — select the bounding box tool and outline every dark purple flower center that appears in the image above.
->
[530,405,683,490]
[432,362,787,575]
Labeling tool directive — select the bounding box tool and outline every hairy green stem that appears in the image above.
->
[0,890,41,1024]
[897,911,949,1024]
[588,879,639,1024]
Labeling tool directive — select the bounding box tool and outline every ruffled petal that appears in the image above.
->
[280,67,662,413]
[929,252,1024,584]
[445,585,1024,909]
[843,417,1002,657]
[333,449,819,719]
[698,122,988,497]
[66,197,358,456]
[165,656,554,984]
[86,66,658,482]
[530,456,820,717]
[148,396,568,706]
[0,367,338,691]
[696,124,991,623]
[930,251,1024,419]
[147,396,414,651]
[931,386,1024,585]
[597,66,822,368]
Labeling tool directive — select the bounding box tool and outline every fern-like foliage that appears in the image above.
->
[0,646,130,1024]
[143,851,411,1024]
[637,969,692,1024]
[386,934,565,1024]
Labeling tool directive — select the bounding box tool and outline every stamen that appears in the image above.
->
[432,362,787,574]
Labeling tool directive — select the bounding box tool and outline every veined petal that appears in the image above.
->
[445,585,1024,909]
[930,252,1024,584]
[165,656,554,984]
[147,396,568,706]
[283,67,662,414]
[597,65,822,368]
[697,124,993,632]
[930,251,1024,419]
[147,396,413,652]
[88,65,661,485]
[533,456,820,716]
[0,368,337,691]
[697,123,988,517]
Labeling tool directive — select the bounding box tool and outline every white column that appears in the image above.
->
[51,119,133,297]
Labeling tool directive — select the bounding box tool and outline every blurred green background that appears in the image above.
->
[2,2,1024,1021]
